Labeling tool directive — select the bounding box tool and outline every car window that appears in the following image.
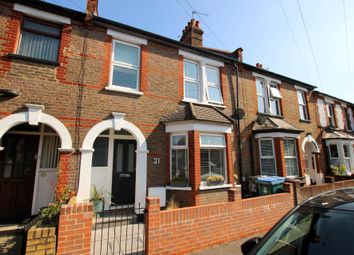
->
[255,208,354,255]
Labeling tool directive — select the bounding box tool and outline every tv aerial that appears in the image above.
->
[192,10,209,19]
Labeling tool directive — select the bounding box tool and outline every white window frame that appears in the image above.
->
[108,39,142,95]
[206,65,223,104]
[256,79,267,114]
[254,74,282,116]
[283,138,299,177]
[297,90,309,121]
[183,59,201,101]
[326,104,335,127]
[328,144,339,167]
[259,138,277,176]
[170,133,189,184]
[179,50,224,106]
[199,133,227,186]
[343,144,352,171]
[344,108,352,131]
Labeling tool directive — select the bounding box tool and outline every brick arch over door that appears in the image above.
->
[0,104,73,151]
[76,112,148,209]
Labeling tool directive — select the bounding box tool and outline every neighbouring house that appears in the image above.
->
[315,92,354,176]
[0,0,353,223]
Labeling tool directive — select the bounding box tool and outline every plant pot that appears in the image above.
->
[207,180,224,186]
[93,200,104,213]
[171,180,188,187]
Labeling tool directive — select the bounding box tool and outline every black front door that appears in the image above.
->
[0,134,39,219]
[111,140,136,206]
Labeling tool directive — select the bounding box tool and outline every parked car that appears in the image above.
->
[241,187,354,255]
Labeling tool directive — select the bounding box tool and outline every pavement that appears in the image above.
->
[189,234,264,255]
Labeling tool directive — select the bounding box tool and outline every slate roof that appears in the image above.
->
[160,102,233,124]
[322,130,354,140]
[252,116,303,134]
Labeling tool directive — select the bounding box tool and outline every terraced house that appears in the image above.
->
[0,0,353,224]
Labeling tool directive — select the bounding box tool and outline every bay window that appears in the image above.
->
[343,144,351,171]
[284,139,299,176]
[297,90,309,120]
[18,17,61,62]
[259,139,277,176]
[170,134,188,186]
[110,40,140,92]
[328,144,339,167]
[200,134,227,185]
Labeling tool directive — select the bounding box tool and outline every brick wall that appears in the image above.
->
[145,184,295,255]
[25,225,56,255]
[57,199,93,255]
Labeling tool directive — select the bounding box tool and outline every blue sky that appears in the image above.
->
[48,0,354,102]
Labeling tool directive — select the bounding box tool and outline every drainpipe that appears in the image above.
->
[233,62,243,193]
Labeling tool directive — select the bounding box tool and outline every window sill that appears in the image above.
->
[165,186,192,191]
[199,184,232,190]
[105,86,143,96]
[257,112,284,119]
[6,53,59,66]
[182,99,226,109]
[299,119,311,123]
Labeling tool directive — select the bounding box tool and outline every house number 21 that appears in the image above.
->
[153,158,160,164]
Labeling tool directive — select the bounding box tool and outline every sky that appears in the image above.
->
[47,0,354,103]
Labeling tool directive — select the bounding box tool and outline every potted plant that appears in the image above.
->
[206,175,224,186]
[171,175,188,187]
[90,185,105,213]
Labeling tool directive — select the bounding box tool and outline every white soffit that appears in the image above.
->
[252,72,281,84]
[107,29,147,45]
[254,132,300,139]
[165,121,232,133]
[294,85,308,92]
[179,50,224,67]
[14,3,71,24]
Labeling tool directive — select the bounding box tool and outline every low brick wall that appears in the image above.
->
[296,179,354,204]
[145,184,295,255]
[56,198,93,255]
[25,225,56,255]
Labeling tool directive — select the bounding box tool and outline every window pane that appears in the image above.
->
[200,135,225,146]
[285,158,298,176]
[284,139,296,157]
[23,19,60,36]
[297,91,305,105]
[171,149,187,180]
[299,105,306,120]
[19,31,60,61]
[270,99,280,116]
[329,145,338,158]
[257,96,266,113]
[112,65,138,89]
[184,61,199,80]
[200,148,225,181]
[256,79,265,96]
[260,140,274,156]
[92,137,109,167]
[172,135,186,146]
[261,158,277,176]
[343,145,350,158]
[206,67,218,84]
[208,86,222,103]
[270,85,282,98]
[40,135,60,168]
[114,42,139,66]
[184,81,199,100]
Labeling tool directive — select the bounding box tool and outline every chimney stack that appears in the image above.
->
[86,0,98,19]
[232,47,243,62]
[256,63,263,69]
[180,19,204,47]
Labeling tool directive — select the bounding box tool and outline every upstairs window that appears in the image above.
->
[206,66,222,104]
[344,108,352,131]
[297,90,309,120]
[184,60,200,101]
[326,104,335,127]
[170,134,188,186]
[18,17,61,62]
[200,134,227,185]
[111,40,140,92]
[256,78,282,116]
[259,139,277,176]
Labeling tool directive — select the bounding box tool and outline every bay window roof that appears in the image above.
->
[322,130,354,140]
[252,116,303,134]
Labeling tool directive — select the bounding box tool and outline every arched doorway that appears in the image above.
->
[77,112,148,209]
[0,104,73,219]
[302,135,320,184]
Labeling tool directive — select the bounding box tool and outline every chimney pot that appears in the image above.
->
[232,47,243,62]
[86,0,98,19]
[180,19,204,47]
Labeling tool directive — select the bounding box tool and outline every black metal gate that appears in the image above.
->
[91,203,145,255]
